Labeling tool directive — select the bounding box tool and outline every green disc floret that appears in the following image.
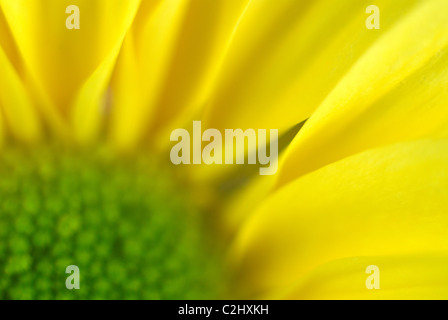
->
[0,148,225,300]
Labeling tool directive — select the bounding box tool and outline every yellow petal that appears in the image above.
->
[71,1,140,144]
[109,0,190,151]
[109,31,141,151]
[203,0,422,133]
[231,138,448,297]
[0,0,140,143]
[149,0,251,150]
[277,0,448,188]
[110,0,249,151]
[0,6,21,74]
[0,46,41,143]
[282,254,448,300]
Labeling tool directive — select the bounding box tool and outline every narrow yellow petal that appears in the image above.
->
[277,0,448,188]
[71,1,140,144]
[111,0,249,151]
[231,138,448,297]
[149,0,251,150]
[0,6,21,73]
[282,254,448,300]
[109,31,141,151]
[0,46,41,143]
[110,0,190,150]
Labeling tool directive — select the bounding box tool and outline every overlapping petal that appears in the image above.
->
[231,138,448,298]
[0,46,41,143]
[110,0,188,151]
[0,6,21,73]
[110,0,249,151]
[276,0,448,188]
[0,0,140,143]
[202,0,422,133]
[189,0,427,186]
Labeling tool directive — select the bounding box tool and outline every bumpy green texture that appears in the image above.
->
[0,148,225,300]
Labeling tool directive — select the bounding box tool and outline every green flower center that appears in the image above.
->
[0,148,226,300]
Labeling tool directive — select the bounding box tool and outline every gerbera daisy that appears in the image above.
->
[0,0,447,300]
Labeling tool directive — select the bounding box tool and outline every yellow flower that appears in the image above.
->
[0,0,447,300]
